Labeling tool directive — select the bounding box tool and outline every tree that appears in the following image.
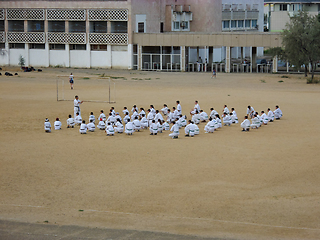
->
[19,55,25,69]
[269,11,320,82]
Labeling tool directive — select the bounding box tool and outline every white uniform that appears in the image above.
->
[161,106,169,115]
[114,122,124,133]
[274,108,283,119]
[139,110,146,117]
[204,120,215,133]
[74,99,82,118]
[115,114,122,123]
[157,122,163,133]
[54,120,62,130]
[247,106,255,118]
[200,112,209,122]
[185,123,195,136]
[106,125,115,135]
[123,115,130,124]
[140,116,148,128]
[125,122,134,135]
[251,117,260,129]
[147,112,154,126]
[87,122,95,132]
[167,112,174,123]
[150,107,156,115]
[75,115,82,125]
[133,119,141,131]
[191,103,200,115]
[97,120,106,130]
[223,115,232,126]
[154,113,164,122]
[179,116,187,127]
[210,109,218,118]
[241,119,251,130]
[163,122,170,131]
[232,110,238,123]
[177,104,182,113]
[107,115,116,125]
[149,122,158,134]
[261,113,269,124]
[89,114,95,124]
[123,109,129,116]
[223,107,230,114]
[79,123,87,134]
[216,118,222,128]
[268,110,274,121]
[131,107,138,114]
[44,121,51,132]
[169,123,180,138]
[194,124,199,135]
[67,117,75,127]
[192,114,200,124]
[98,113,106,122]
[173,110,179,120]
[131,111,139,121]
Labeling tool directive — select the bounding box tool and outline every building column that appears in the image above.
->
[181,46,185,72]
[272,55,278,73]
[66,44,70,67]
[85,12,90,68]
[127,44,133,70]
[138,44,142,70]
[25,43,29,67]
[160,46,162,71]
[225,46,231,73]
[250,47,257,73]
[5,42,9,66]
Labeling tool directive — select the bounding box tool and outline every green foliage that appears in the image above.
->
[18,55,25,68]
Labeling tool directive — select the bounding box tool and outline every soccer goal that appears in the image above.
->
[56,75,116,103]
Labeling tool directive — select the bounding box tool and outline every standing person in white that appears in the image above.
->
[274,105,283,119]
[74,95,83,118]
[169,121,180,139]
[54,118,62,130]
[176,101,182,114]
[44,118,51,133]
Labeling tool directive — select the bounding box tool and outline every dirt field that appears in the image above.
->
[0,67,320,240]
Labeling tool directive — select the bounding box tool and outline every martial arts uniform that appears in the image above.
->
[139,109,146,117]
[191,103,200,115]
[167,112,174,123]
[131,111,139,121]
[192,113,200,124]
[97,120,106,130]
[75,115,82,125]
[87,122,95,132]
[223,107,230,114]
[210,109,218,119]
[185,123,195,136]
[140,116,148,129]
[125,122,134,135]
[200,111,209,122]
[79,123,87,134]
[223,114,232,126]
[115,114,122,123]
[163,122,170,131]
[154,113,164,122]
[123,109,129,116]
[177,103,182,113]
[74,98,82,118]
[98,113,106,122]
[194,124,199,135]
[89,114,95,124]
[67,117,75,128]
[133,119,141,131]
[107,115,116,125]
[123,114,130,124]
[157,122,163,133]
[114,121,124,133]
[161,106,169,115]
[274,108,283,119]
[169,123,180,138]
[54,120,62,130]
[268,110,274,122]
[179,116,187,127]
[131,106,138,114]
[261,113,269,125]
[204,120,215,133]
[216,117,222,128]
[241,119,251,131]
[251,117,260,129]
[44,121,51,133]
[247,106,255,118]
[149,122,158,135]
[232,110,238,123]
[147,112,154,126]
[150,107,156,115]
[106,125,115,136]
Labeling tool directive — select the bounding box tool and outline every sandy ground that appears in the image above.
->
[0,67,320,240]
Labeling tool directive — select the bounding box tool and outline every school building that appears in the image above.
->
[0,0,282,72]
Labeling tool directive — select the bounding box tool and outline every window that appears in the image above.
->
[69,21,86,33]
[8,20,24,32]
[238,20,244,28]
[70,44,86,50]
[28,21,44,32]
[29,43,45,49]
[111,21,127,33]
[90,21,107,33]
[245,20,251,28]
[138,22,144,33]
[48,21,65,32]
[223,20,230,29]
[280,4,287,11]
[49,44,65,50]
[291,4,295,11]
[0,43,4,49]
[9,43,25,49]
[181,21,188,30]
[91,45,108,51]
[160,22,164,33]
[173,21,180,30]
[111,45,127,51]
[0,21,4,31]
[231,20,237,28]
[251,19,257,28]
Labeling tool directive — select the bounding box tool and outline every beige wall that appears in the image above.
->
[133,32,282,48]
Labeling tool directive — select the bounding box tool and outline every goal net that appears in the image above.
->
[56,76,116,103]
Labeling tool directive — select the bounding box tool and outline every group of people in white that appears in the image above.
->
[43,95,283,138]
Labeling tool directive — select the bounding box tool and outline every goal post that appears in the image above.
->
[56,75,116,103]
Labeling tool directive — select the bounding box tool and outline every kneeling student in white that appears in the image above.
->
[267,108,274,122]
[44,118,51,133]
[123,112,130,124]
[274,105,283,119]
[222,113,232,126]
[192,110,200,124]
[140,114,148,129]
[67,114,75,128]
[200,110,209,122]
[194,123,199,135]
[241,116,251,131]
[132,116,141,132]
[163,121,170,131]
[54,118,62,130]
[161,104,169,115]
[125,121,134,135]
[169,121,180,139]
[98,110,106,122]
[114,119,124,133]
[251,114,260,129]
[97,118,106,130]
[87,119,95,132]
[157,119,163,133]
[89,112,95,124]
[204,117,215,133]
[75,112,82,126]
[149,120,158,135]
[185,120,195,137]
[260,111,269,125]
[79,120,87,134]
[106,122,115,136]
[231,108,238,123]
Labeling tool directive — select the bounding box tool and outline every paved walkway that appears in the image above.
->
[0,220,230,240]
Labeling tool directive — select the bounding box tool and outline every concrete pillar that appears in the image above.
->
[24,20,28,32]
[240,47,244,63]
[225,46,231,73]
[181,46,185,72]
[85,12,90,68]
[160,46,163,71]
[138,44,142,70]
[5,42,9,66]
[251,47,257,73]
[272,55,278,73]
[107,21,111,33]
[127,44,133,70]
[45,42,50,67]
[286,61,289,73]
[65,44,70,67]
[25,42,29,66]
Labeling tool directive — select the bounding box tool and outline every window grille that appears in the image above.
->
[7,9,44,20]
[89,33,128,45]
[47,9,86,21]
[7,32,45,43]
[89,9,128,21]
[47,32,86,44]
[0,9,4,20]
[0,32,5,43]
